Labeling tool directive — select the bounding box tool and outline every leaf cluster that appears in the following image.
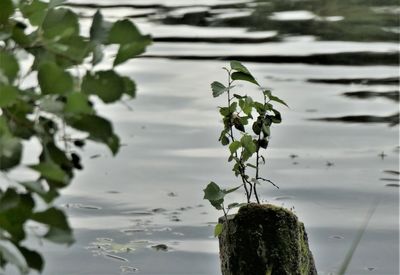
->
[204,61,287,234]
[0,1,150,273]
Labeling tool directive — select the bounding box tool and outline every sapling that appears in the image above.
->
[203,61,288,236]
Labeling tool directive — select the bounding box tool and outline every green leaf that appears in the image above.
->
[32,207,74,245]
[29,162,69,184]
[230,61,251,75]
[241,135,257,154]
[64,93,93,114]
[89,11,112,65]
[203,182,225,202]
[0,85,18,107]
[0,240,28,274]
[108,19,144,44]
[231,72,259,86]
[82,70,125,103]
[90,11,111,43]
[0,134,22,171]
[229,141,241,154]
[18,246,44,272]
[0,51,19,84]
[49,0,66,9]
[262,123,270,136]
[0,0,14,24]
[214,223,223,237]
[42,8,79,41]
[269,94,288,107]
[46,35,92,64]
[38,62,73,95]
[40,96,65,114]
[20,0,48,26]
[114,39,151,66]
[211,81,228,98]
[0,188,20,212]
[122,77,136,97]
[224,185,241,194]
[66,114,120,155]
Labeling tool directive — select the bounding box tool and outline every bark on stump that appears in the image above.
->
[218,203,317,275]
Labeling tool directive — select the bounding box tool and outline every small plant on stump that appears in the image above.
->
[203,61,288,236]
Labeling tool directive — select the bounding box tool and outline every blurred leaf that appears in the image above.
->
[49,0,66,9]
[90,11,111,43]
[40,96,64,114]
[0,0,14,24]
[32,207,74,245]
[231,72,259,86]
[42,8,79,41]
[38,62,73,95]
[66,114,120,155]
[18,246,43,272]
[0,134,22,171]
[0,240,28,274]
[20,0,48,26]
[203,182,225,202]
[214,223,223,237]
[0,85,18,107]
[82,70,124,103]
[29,162,69,184]
[0,188,19,212]
[0,51,19,84]
[64,93,93,114]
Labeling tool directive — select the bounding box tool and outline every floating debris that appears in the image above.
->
[167,192,178,197]
[273,196,294,201]
[121,228,147,235]
[378,151,387,160]
[120,266,139,274]
[289,154,299,159]
[152,208,167,213]
[326,161,334,167]
[106,190,120,194]
[123,210,153,216]
[151,244,169,252]
[170,216,181,222]
[329,235,344,240]
[104,253,129,262]
[365,267,376,271]
[62,203,102,210]
[90,154,101,159]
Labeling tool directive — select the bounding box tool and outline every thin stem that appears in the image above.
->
[225,69,251,202]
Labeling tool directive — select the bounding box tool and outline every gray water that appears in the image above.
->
[4,0,400,274]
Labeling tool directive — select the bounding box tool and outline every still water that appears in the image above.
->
[8,0,400,274]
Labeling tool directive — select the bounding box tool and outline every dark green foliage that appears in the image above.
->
[0,1,150,273]
[204,61,287,227]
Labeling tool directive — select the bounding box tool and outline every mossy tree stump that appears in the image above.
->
[218,203,317,275]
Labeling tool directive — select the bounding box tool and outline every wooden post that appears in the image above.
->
[218,203,317,275]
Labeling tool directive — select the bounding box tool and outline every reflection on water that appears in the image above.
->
[8,0,398,274]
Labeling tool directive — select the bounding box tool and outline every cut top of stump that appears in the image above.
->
[218,203,317,275]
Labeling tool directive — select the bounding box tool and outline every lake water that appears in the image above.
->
[5,0,400,274]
